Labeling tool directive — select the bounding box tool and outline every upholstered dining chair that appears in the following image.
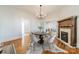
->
[0,43,16,54]
[48,35,67,53]
[48,35,56,51]
[29,33,39,53]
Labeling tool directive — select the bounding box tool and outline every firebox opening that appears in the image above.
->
[61,31,68,43]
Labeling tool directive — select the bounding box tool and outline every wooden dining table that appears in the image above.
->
[32,32,48,36]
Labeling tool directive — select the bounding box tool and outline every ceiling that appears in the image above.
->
[1,5,79,21]
[7,5,79,21]
[12,5,66,19]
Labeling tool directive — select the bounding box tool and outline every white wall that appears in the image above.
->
[57,6,79,20]
[0,6,43,42]
[30,17,58,34]
[44,19,58,35]
[30,19,40,32]
[0,6,32,42]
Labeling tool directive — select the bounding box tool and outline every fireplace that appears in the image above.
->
[61,31,68,43]
[60,28,71,44]
[58,16,77,47]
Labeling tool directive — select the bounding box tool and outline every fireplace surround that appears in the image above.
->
[58,16,77,47]
[60,28,71,44]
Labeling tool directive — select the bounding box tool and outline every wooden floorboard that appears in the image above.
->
[1,33,79,54]
[2,33,30,54]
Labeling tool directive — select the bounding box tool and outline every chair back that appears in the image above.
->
[49,35,56,43]
[32,34,39,43]
[1,44,16,54]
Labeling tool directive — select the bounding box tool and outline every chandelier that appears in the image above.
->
[38,5,46,19]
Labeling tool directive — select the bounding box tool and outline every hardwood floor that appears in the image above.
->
[2,33,30,54]
[1,33,79,54]
[42,50,68,54]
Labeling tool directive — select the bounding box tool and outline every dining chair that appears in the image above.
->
[1,43,16,54]
[48,35,67,53]
[30,33,40,53]
[48,35,56,51]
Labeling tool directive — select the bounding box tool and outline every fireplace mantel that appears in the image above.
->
[58,16,77,47]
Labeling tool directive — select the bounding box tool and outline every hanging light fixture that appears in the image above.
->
[38,5,46,19]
